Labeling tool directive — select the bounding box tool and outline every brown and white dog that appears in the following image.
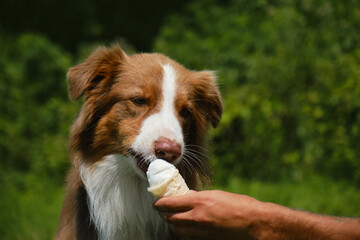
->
[55,45,222,240]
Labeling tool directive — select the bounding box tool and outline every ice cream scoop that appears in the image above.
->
[146,159,190,197]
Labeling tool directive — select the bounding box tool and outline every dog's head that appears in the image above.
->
[68,45,222,187]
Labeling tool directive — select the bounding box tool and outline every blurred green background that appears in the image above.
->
[1,0,359,239]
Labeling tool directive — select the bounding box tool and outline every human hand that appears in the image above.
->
[155,190,360,240]
[154,190,265,240]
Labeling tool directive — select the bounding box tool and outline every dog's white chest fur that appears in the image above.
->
[80,155,168,240]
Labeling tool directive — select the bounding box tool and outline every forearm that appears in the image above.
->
[256,202,360,240]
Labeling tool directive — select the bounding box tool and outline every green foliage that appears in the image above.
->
[0,33,77,179]
[216,175,360,217]
[0,33,77,238]
[0,169,64,239]
[154,0,360,184]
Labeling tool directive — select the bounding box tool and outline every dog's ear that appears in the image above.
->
[194,71,223,128]
[67,45,127,100]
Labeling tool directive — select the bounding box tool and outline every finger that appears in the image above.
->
[160,209,197,225]
[154,193,196,212]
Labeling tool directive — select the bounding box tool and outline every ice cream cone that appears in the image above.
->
[146,159,190,197]
[148,170,190,197]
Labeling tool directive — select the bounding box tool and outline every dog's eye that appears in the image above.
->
[131,98,148,106]
[180,107,191,118]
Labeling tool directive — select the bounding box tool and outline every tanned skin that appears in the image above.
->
[155,190,360,240]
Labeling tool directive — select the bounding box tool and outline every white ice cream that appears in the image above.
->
[146,159,190,197]
[146,159,177,186]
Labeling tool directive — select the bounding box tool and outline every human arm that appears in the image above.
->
[154,190,360,240]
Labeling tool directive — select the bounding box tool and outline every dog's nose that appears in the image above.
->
[154,137,181,162]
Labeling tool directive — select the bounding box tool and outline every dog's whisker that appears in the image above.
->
[184,144,209,152]
[182,150,209,174]
[179,157,197,177]
[186,148,209,159]
[181,156,199,174]
[184,145,210,161]
[180,155,196,171]
[182,158,205,175]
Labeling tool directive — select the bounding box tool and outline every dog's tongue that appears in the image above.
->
[146,159,176,186]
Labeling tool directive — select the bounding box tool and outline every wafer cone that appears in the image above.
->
[147,169,190,197]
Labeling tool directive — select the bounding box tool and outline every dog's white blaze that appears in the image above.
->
[131,63,183,160]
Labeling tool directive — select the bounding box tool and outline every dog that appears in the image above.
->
[55,45,222,240]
